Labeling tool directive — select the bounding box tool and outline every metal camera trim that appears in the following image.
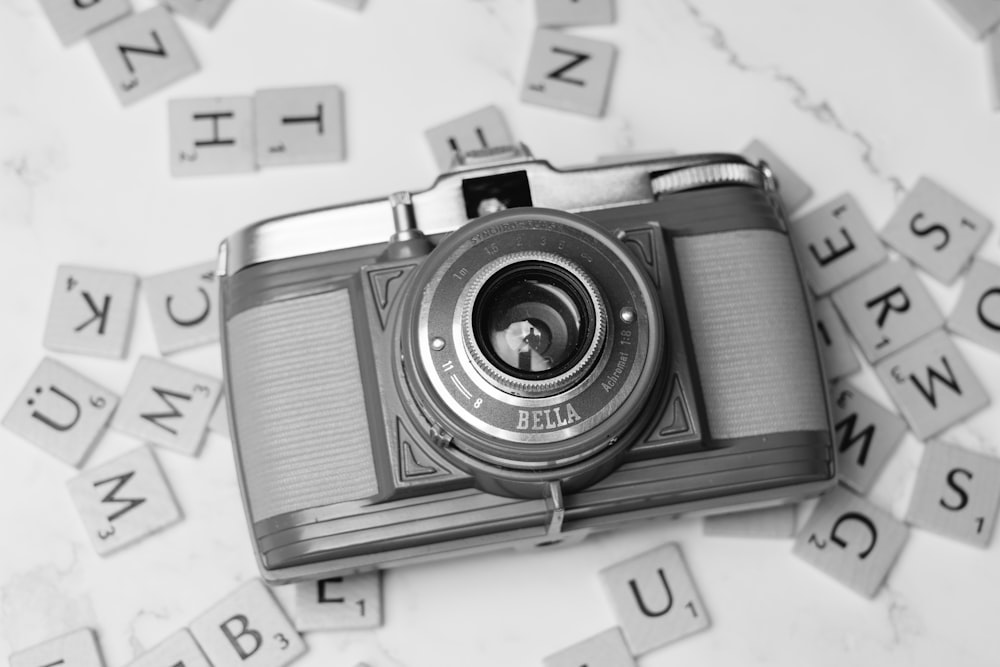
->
[459,250,609,398]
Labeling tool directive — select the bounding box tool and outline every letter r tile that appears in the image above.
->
[9,628,103,667]
[521,30,616,117]
[44,265,139,359]
[67,444,181,556]
[170,97,256,176]
[38,0,131,46]
[793,485,908,598]
[112,356,222,456]
[143,261,219,354]
[125,629,211,667]
[293,572,382,630]
[189,579,306,667]
[89,5,199,106]
[600,543,709,655]
[254,85,346,167]
[543,627,636,667]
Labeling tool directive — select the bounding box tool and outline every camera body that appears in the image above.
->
[218,148,835,583]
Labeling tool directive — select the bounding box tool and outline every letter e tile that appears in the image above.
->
[536,0,615,27]
[788,194,886,296]
[189,579,306,667]
[67,445,181,555]
[38,0,131,46]
[89,6,199,106]
[163,0,233,29]
[425,105,514,171]
[254,86,346,167]
[9,628,103,667]
[830,384,908,495]
[125,629,211,667]
[521,30,616,117]
[143,261,219,354]
[170,97,256,176]
[874,330,989,439]
[600,543,709,655]
[742,139,813,214]
[793,486,908,598]
[703,505,797,538]
[112,356,222,456]
[3,358,118,468]
[906,442,1000,547]
[947,258,1000,354]
[543,627,635,667]
[293,571,382,630]
[43,265,138,359]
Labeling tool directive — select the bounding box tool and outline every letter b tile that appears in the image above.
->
[521,30,616,117]
[600,543,709,655]
[793,486,908,598]
[44,265,139,359]
[293,572,382,630]
[170,97,256,176]
[143,261,219,354]
[190,579,306,667]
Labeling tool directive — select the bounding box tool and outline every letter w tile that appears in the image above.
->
[141,386,192,435]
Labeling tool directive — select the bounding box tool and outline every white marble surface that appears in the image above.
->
[2,0,1000,665]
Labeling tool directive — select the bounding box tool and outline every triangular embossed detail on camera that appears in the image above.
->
[396,417,446,481]
[619,226,660,287]
[644,374,693,443]
[367,265,416,330]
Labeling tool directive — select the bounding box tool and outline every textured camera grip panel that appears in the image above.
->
[675,230,827,439]
[225,289,377,522]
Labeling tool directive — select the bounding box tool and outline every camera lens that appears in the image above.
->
[473,263,593,381]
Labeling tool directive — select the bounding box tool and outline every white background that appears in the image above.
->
[2,0,1000,665]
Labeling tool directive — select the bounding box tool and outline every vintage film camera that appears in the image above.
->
[217,147,835,583]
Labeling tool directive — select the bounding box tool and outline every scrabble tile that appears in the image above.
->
[162,0,232,28]
[10,629,103,667]
[831,259,944,363]
[113,357,222,456]
[3,358,118,468]
[425,105,514,171]
[543,627,635,667]
[255,86,346,168]
[830,385,908,495]
[812,297,861,381]
[948,258,1000,354]
[703,504,797,538]
[793,486,908,598]
[189,579,306,667]
[600,543,709,655]
[521,30,616,117]
[881,177,992,284]
[320,0,366,9]
[742,139,813,214]
[293,572,382,631]
[935,0,1000,39]
[536,0,615,27]
[875,330,989,439]
[125,629,210,667]
[89,6,199,106]
[906,442,1000,547]
[990,28,1000,110]
[208,392,230,437]
[788,194,887,296]
[43,265,139,359]
[169,97,256,177]
[143,261,219,354]
[67,445,181,555]
[38,0,131,46]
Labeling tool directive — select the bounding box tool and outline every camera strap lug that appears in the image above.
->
[544,480,565,538]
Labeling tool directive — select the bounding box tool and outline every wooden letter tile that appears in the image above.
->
[600,543,709,655]
[9,628,103,667]
[521,30,616,117]
[793,486,908,598]
[170,97,256,176]
[89,6,199,106]
[812,297,860,381]
[126,629,211,667]
[831,259,943,362]
[535,0,615,27]
[703,504,797,539]
[143,261,218,354]
[67,445,181,555]
[948,258,1000,354]
[424,105,514,171]
[881,177,992,284]
[320,0,366,9]
[543,627,635,667]
[935,0,1000,39]
[254,85,345,168]
[43,265,138,359]
[788,194,886,296]
[189,579,306,667]
[208,391,230,437]
[830,384,908,495]
[742,139,813,214]
[3,358,118,468]
[293,572,382,630]
[906,442,1000,547]
[875,330,989,439]
[113,356,221,456]
[162,0,233,29]
[39,0,131,46]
